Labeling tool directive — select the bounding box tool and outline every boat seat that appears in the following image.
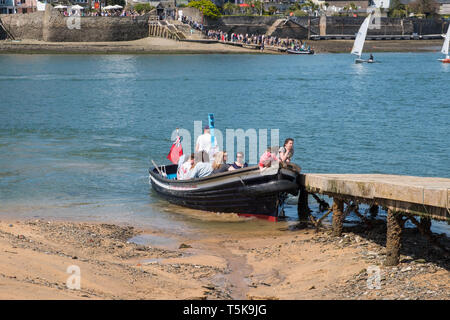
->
[166,173,177,180]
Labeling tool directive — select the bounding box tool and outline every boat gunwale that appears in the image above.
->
[149,164,268,184]
[149,164,299,185]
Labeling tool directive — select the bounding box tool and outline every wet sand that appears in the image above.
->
[0,38,259,55]
[0,217,448,300]
[0,38,443,54]
[309,39,443,54]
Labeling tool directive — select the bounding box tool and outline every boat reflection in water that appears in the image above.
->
[149,163,301,222]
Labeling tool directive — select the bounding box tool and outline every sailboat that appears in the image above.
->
[351,13,374,64]
[438,24,450,63]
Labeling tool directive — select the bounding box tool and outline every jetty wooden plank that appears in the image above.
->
[299,174,450,221]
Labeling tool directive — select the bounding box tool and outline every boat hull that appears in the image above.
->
[355,59,375,64]
[287,49,314,55]
[149,164,300,221]
[438,58,450,63]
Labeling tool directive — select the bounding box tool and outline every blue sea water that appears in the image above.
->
[0,53,449,234]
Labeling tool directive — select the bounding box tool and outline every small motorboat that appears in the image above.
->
[355,58,375,64]
[287,49,314,55]
[149,163,301,221]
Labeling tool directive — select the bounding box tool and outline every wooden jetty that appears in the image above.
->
[297,173,450,266]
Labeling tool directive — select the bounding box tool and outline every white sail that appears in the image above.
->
[351,13,372,58]
[441,24,450,56]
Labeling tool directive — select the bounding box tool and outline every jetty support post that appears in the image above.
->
[369,205,378,218]
[297,186,309,224]
[332,197,344,237]
[419,216,432,233]
[385,209,404,266]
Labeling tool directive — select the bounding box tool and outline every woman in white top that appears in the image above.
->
[177,154,195,180]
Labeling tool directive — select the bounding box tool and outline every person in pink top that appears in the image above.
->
[258,147,279,169]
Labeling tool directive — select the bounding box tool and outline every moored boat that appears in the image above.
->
[355,58,375,64]
[148,163,300,221]
[287,49,314,55]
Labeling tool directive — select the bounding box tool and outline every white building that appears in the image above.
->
[369,0,391,9]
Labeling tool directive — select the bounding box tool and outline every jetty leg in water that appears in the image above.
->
[385,210,404,266]
[419,216,432,232]
[332,198,345,237]
[297,186,310,224]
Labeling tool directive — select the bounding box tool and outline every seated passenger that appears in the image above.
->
[278,138,294,163]
[177,153,195,180]
[228,152,248,171]
[258,147,279,169]
[188,151,213,179]
[211,151,230,174]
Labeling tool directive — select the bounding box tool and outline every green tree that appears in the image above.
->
[293,9,308,16]
[188,0,221,19]
[251,0,264,16]
[299,0,319,14]
[133,3,154,13]
[223,2,237,15]
[343,2,357,15]
[389,0,408,17]
[408,0,439,17]
[106,0,125,6]
[388,0,406,17]
[268,6,277,15]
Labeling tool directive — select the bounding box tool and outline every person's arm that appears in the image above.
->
[279,150,288,162]
[188,165,198,179]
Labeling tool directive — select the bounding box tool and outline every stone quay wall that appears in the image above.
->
[205,16,279,35]
[185,11,446,39]
[0,11,45,40]
[1,5,149,42]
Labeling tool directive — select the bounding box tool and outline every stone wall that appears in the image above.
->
[0,11,44,40]
[196,14,443,39]
[412,18,447,35]
[324,17,414,36]
[0,5,149,42]
[179,7,204,23]
[206,16,278,35]
[271,20,309,39]
[43,8,149,42]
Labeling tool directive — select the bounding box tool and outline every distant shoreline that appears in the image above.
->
[0,38,443,55]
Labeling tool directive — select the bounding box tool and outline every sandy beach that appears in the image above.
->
[0,37,259,54]
[0,216,448,300]
[0,38,443,54]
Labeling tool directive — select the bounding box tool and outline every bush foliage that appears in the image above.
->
[133,3,154,13]
[188,0,221,19]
